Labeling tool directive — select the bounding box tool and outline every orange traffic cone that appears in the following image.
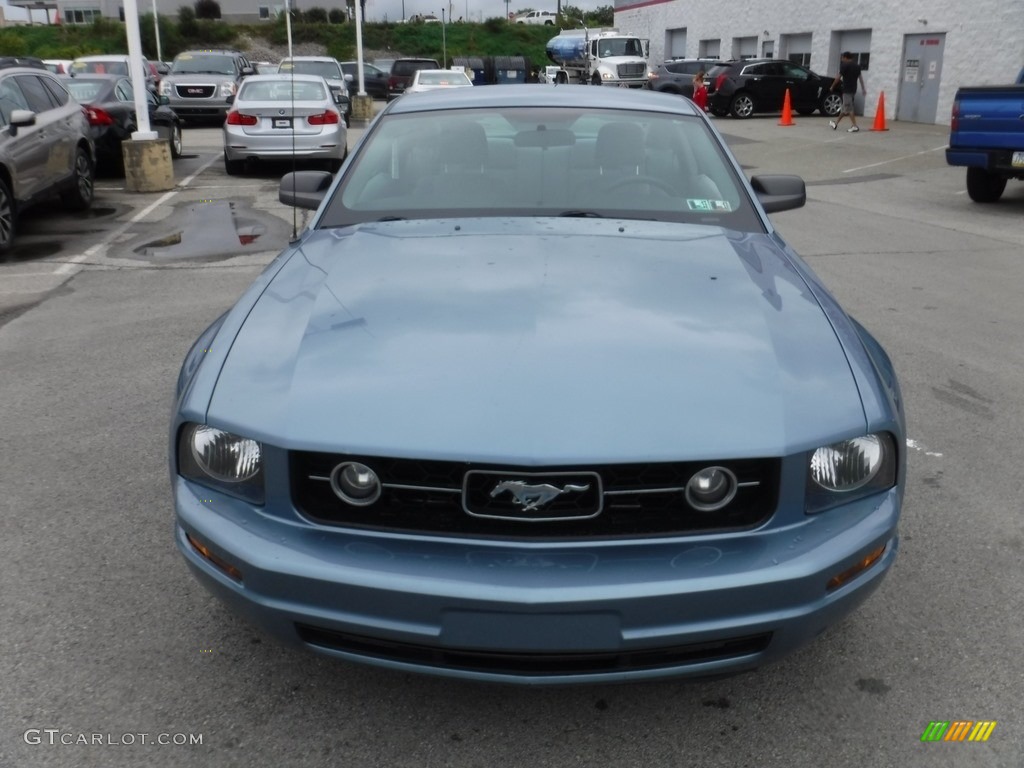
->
[778,89,795,126]
[870,91,889,131]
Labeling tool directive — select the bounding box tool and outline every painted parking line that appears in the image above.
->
[843,145,948,174]
[52,152,222,277]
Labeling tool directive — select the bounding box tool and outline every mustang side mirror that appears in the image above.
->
[750,174,806,213]
[280,171,334,210]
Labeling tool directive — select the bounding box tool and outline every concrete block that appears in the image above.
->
[122,139,175,193]
[351,94,376,122]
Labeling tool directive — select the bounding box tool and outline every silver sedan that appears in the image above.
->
[222,73,347,175]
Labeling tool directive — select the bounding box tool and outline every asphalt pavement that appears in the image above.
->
[1,108,1022,768]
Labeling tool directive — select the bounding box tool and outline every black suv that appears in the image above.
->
[705,59,842,119]
[341,61,388,99]
[647,58,720,98]
[386,58,440,101]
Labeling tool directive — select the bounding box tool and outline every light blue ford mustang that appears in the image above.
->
[171,85,905,684]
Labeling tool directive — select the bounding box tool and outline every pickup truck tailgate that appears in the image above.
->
[949,86,1024,151]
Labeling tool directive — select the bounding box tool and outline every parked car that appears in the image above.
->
[372,58,396,75]
[945,67,1024,202]
[648,58,720,98]
[386,57,440,100]
[706,59,842,119]
[43,59,75,75]
[173,84,906,685]
[405,68,473,94]
[70,55,160,93]
[0,56,47,71]
[340,61,388,99]
[276,57,352,122]
[0,67,94,254]
[222,73,347,175]
[515,9,557,24]
[61,74,182,172]
[159,49,255,123]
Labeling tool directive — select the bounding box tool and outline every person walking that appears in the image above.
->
[692,69,708,112]
[829,52,866,132]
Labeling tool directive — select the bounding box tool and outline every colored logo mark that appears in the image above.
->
[921,721,997,742]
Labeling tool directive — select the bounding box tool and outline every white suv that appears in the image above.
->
[515,10,557,24]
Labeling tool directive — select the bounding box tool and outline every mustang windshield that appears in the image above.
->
[324,107,760,230]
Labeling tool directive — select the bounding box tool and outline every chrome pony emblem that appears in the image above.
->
[490,480,591,511]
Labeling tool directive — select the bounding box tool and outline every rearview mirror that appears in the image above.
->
[514,128,576,148]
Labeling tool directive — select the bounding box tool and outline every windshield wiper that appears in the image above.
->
[559,210,604,218]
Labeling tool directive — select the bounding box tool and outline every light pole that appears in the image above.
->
[151,0,162,63]
[441,8,446,66]
[284,0,293,58]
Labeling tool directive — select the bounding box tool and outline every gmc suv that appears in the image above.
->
[159,49,254,123]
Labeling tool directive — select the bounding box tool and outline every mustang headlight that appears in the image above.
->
[806,433,897,513]
[178,423,264,503]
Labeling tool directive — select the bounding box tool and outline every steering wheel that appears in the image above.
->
[603,175,677,195]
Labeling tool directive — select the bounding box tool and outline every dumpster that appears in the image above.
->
[490,55,529,84]
[452,56,486,85]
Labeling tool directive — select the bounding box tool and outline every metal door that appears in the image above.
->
[897,33,945,123]
[667,28,687,59]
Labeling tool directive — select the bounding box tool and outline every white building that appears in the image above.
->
[614,0,1024,124]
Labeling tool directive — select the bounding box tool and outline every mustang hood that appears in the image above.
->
[208,220,866,462]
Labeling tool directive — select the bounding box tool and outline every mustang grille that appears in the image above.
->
[174,84,217,98]
[290,453,779,539]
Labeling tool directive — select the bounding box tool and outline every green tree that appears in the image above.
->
[328,7,346,23]
[177,5,198,36]
[194,0,221,19]
[591,5,613,26]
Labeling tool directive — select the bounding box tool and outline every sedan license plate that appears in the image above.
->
[1012,151,1024,168]
[274,118,292,129]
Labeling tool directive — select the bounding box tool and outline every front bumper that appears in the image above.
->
[174,476,900,685]
[168,100,229,119]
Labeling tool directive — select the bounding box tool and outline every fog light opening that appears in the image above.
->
[186,532,244,583]
[826,544,886,592]
[330,461,382,507]
[685,466,738,512]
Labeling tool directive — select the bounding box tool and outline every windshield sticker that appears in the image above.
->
[686,199,732,212]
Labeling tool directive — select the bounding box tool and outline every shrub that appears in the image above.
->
[304,6,328,23]
[194,0,221,19]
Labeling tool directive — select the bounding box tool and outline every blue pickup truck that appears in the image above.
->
[945,67,1024,202]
